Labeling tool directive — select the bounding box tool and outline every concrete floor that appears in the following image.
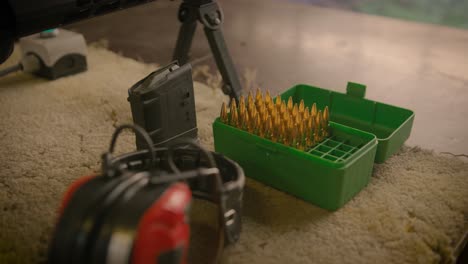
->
[68,0,468,156]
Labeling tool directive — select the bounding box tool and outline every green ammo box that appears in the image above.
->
[212,82,414,210]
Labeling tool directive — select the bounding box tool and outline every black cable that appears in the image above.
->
[0,63,22,77]
[108,124,156,170]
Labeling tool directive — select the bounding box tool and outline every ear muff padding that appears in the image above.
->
[58,175,96,216]
[88,179,170,264]
[75,172,152,264]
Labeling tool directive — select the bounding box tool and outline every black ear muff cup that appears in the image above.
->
[49,175,129,263]
[77,172,151,264]
[89,178,171,264]
[49,172,146,264]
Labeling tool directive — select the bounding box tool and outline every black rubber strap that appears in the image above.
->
[109,147,244,247]
[105,125,244,262]
[166,139,224,264]
[167,138,217,174]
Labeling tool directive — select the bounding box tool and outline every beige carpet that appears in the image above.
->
[0,45,467,264]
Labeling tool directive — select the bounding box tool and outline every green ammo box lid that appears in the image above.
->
[281,82,415,163]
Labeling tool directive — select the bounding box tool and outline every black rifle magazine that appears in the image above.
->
[128,62,198,149]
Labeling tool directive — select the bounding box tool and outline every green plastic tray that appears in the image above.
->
[281,82,414,163]
[213,120,378,210]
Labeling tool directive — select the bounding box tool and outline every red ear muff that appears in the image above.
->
[58,174,96,215]
[49,124,245,264]
[132,182,192,264]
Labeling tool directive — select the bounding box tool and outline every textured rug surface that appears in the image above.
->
[0,45,467,264]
